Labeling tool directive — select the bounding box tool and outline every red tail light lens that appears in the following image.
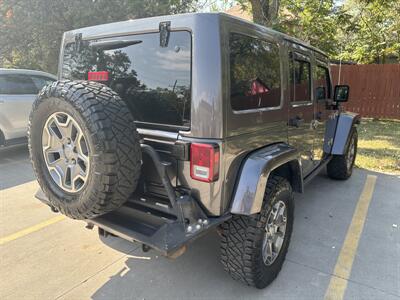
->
[88,71,109,82]
[190,143,220,182]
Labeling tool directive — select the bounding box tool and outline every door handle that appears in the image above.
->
[315,111,322,121]
[289,117,304,128]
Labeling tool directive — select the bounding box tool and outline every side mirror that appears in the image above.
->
[334,85,350,102]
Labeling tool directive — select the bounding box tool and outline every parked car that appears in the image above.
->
[30,13,358,289]
[0,68,56,147]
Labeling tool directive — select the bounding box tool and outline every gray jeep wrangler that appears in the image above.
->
[29,13,359,289]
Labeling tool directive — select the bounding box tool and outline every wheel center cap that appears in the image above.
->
[64,144,75,160]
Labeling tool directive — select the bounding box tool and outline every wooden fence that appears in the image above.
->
[331,64,400,119]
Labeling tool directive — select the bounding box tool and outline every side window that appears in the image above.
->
[230,33,281,111]
[290,56,311,102]
[0,75,38,94]
[31,76,55,91]
[314,65,331,100]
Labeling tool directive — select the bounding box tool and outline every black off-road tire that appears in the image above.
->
[29,80,142,220]
[220,176,294,289]
[327,127,358,180]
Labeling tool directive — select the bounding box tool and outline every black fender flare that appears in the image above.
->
[331,112,360,155]
[230,143,302,215]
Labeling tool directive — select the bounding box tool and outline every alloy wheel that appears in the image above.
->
[42,112,90,193]
[262,200,287,266]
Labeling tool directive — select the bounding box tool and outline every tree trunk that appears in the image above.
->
[249,0,279,26]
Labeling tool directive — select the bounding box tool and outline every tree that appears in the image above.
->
[277,0,339,56]
[236,0,280,26]
[237,0,339,56]
[0,0,196,73]
[235,0,400,63]
[337,0,400,63]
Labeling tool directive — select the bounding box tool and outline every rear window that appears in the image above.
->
[0,74,38,94]
[62,31,191,129]
[290,56,311,102]
[314,65,331,100]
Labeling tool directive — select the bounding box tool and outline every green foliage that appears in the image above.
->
[276,0,338,56]
[337,0,400,63]
[0,0,195,73]
[1,0,399,71]
[238,0,400,63]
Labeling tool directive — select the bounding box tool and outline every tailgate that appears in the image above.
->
[138,129,189,199]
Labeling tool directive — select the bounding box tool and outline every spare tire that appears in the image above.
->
[29,80,142,220]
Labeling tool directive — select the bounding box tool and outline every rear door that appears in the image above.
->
[0,74,38,139]
[287,49,315,176]
[312,59,332,165]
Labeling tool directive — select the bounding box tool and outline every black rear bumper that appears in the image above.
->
[35,143,230,257]
[90,198,229,256]
[36,190,229,256]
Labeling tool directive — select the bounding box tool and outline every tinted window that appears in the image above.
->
[314,66,331,100]
[31,76,55,91]
[290,58,311,102]
[230,33,281,111]
[62,31,191,129]
[0,74,38,94]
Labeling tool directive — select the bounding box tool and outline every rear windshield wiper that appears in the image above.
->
[89,40,142,51]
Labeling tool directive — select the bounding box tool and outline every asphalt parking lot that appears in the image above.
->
[1,145,399,300]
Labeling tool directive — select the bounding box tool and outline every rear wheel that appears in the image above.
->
[327,127,358,180]
[220,176,294,289]
[29,80,142,219]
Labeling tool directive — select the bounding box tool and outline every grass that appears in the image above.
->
[355,118,400,175]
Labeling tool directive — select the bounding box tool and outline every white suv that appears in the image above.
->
[0,68,56,147]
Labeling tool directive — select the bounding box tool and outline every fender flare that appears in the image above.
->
[331,112,360,155]
[230,143,302,215]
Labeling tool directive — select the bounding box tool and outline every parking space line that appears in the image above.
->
[324,174,377,300]
[0,215,66,246]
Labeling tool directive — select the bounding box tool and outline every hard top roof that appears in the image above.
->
[63,12,328,58]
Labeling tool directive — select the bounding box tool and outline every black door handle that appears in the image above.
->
[315,111,322,121]
[289,117,304,128]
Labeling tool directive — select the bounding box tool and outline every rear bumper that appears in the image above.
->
[35,142,231,256]
[89,199,230,256]
[35,189,230,256]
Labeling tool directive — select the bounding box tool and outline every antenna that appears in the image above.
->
[338,44,343,85]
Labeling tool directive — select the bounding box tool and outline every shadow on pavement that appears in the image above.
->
[91,231,265,300]
[89,168,399,299]
[0,144,36,190]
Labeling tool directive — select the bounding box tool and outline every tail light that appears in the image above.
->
[190,143,220,182]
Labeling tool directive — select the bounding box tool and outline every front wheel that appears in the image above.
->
[327,127,358,180]
[220,176,294,289]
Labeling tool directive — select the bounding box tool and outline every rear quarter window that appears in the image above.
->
[229,33,281,111]
[62,31,192,129]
